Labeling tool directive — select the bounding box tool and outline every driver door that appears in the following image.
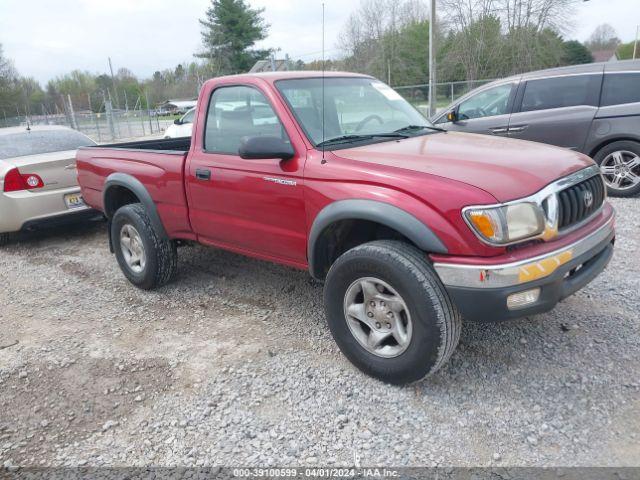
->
[437,82,518,136]
[186,84,308,266]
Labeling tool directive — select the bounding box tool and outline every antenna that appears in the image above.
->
[321,2,326,164]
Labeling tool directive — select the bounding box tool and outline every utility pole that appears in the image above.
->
[108,57,120,109]
[67,94,78,130]
[428,0,436,117]
[634,25,639,60]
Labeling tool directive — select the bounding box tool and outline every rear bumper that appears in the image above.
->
[434,217,615,322]
[0,186,93,234]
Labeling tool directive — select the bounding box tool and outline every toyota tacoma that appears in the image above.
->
[76,72,615,384]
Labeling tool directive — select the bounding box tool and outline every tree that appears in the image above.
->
[585,24,620,51]
[616,41,637,60]
[0,43,19,112]
[339,0,430,83]
[195,0,270,75]
[562,40,594,65]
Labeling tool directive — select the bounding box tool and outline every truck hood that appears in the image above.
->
[334,132,595,202]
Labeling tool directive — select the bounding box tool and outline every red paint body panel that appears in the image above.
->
[336,132,595,203]
[76,71,612,273]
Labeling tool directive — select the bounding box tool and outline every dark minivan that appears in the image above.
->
[433,60,640,197]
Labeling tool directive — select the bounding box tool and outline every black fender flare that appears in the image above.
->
[103,173,168,240]
[307,199,448,279]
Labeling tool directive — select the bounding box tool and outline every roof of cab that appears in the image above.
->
[204,70,373,85]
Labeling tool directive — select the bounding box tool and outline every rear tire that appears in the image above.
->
[111,203,177,290]
[594,140,640,197]
[0,233,10,247]
[324,240,461,385]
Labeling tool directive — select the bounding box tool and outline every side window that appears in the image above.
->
[457,84,514,120]
[520,75,600,112]
[204,86,288,154]
[601,73,640,107]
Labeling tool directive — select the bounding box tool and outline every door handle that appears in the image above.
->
[195,168,211,181]
[509,125,528,133]
[490,127,508,134]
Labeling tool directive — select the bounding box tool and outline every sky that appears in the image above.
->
[0,0,638,86]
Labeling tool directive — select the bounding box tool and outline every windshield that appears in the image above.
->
[0,129,96,160]
[275,77,434,147]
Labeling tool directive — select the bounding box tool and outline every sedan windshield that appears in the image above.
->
[0,129,96,160]
[276,77,436,148]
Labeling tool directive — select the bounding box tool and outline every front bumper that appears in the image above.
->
[0,186,92,234]
[434,216,615,322]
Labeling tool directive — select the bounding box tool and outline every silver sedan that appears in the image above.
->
[0,125,97,245]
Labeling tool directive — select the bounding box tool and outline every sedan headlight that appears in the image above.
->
[463,202,546,245]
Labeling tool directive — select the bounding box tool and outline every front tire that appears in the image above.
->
[324,240,461,385]
[594,141,640,197]
[111,203,177,290]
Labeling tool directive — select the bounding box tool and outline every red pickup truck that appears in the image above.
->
[77,72,615,384]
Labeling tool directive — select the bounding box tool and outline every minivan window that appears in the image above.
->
[601,73,640,107]
[520,74,601,112]
[456,83,514,121]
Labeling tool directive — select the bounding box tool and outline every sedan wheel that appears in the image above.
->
[599,150,640,193]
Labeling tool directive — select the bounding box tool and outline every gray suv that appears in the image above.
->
[433,60,640,197]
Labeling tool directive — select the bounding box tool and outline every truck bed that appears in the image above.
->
[76,137,193,239]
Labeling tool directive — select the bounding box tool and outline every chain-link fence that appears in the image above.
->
[395,78,497,117]
[1,78,498,141]
[1,94,176,143]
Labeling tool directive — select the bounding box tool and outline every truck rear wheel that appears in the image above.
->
[324,240,461,385]
[0,233,10,247]
[111,203,177,290]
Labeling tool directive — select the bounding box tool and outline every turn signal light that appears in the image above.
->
[3,168,44,192]
[467,210,499,239]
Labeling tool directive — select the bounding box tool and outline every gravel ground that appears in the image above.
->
[0,198,638,469]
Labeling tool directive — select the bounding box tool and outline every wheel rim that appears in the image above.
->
[343,277,413,358]
[119,224,146,274]
[600,150,640,191]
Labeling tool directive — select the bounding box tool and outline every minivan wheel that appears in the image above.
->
[324,240,461,385]
[111,203,178,290]
[594,141,640,197]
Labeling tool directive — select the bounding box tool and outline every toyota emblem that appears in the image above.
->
[583,190,594,208]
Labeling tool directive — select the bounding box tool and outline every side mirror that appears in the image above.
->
[446,109,458,123]
[174,118,182,125]
[239,136,295,160]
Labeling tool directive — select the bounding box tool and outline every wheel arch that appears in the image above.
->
[308,199,447,280]
[103,173,168,240]
[588,136,640,159]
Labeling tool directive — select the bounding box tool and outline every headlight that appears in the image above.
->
[464,202,545,245]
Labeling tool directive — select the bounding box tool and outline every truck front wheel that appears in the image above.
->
[111,203,177,290]
[324,240,461,385]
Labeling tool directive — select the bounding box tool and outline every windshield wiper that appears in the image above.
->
[316,133,408,148]
[393,124,447,134]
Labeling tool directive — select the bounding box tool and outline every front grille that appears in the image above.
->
[557,174,605,230]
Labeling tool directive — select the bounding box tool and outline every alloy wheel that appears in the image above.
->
[120,224,146,274]
[343,277,413,358]
[599,150,640,191]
